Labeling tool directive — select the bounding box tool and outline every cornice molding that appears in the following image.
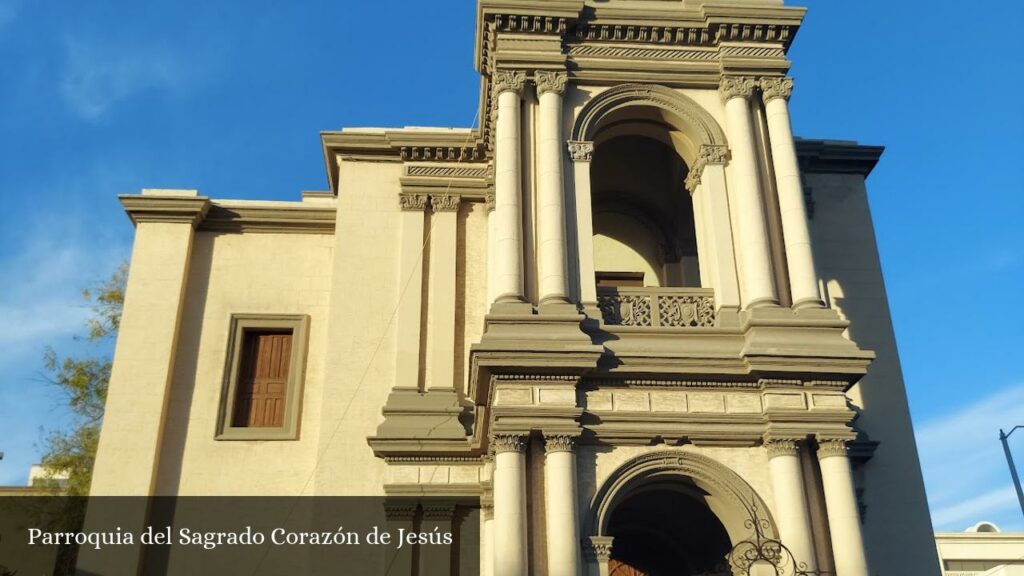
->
[760,76,794,103]
[566,140,594,162]
[120,195,211,227]
[200,203,336,234]
[719,75,758,102]
[493,70,528,95]
[535,71,568,96]
[796,139,885,176]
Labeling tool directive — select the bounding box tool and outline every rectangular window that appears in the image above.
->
[217,315,309,440]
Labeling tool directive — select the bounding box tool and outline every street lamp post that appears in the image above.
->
[999,427,1024,520]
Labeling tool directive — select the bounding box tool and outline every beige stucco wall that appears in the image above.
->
[155,231,334,495]
[808,170,941,573]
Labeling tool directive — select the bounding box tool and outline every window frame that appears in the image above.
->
[216,314,309,441]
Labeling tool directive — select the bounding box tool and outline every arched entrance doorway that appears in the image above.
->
[585,451,779,576]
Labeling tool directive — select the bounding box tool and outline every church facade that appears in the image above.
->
[89,0,941,574]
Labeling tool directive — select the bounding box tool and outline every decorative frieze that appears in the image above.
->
[817,438,850,460]
[566,140,594,162]
[597,288,715,328]
[493,70,527,95]
[431,194,461,212]
[398,193,428,211]
[764,439,800,458]
[544,435,577,454]
[719,75,757,101]
[760,76,794,103]
[534,71,568,96]
[491,434,527,454]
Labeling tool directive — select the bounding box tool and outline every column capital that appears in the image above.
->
[583,536,614,562]
[764,438,801,459]
[816,437,851,460]
[491,433,527,454]
[399,192,429,211]
[684,145,731,193]
[543,434,577,454]
[535,71,568,96]
[760,76,794,103]
[719,75,758,102]
[567,140,594,162]
[430,194,461,212]
[494,70,528,96]
[485,192,496,213]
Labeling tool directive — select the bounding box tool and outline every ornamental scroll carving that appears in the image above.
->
[567,140,594,162]
[484,193,496,213]
[544,434,577,454]
[493,70,527,95]
[398,193,428,211]
[760,77,794,103]
[584,537,614,562]
[816,438,850,460]
[764,439,800,459]
[719,76,757,101]
[535,71,568,96]
[491,434,526,454]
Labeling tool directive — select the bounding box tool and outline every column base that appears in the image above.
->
[538,295,579,316]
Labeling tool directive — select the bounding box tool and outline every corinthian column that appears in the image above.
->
[720,76,778,308]
[761,77,823,309]
[492,70,527,308]
[544,434,581,576]
[817,438,870,576]
[764,439,818,573]
[535,71,571,308]
[492,434,528,576]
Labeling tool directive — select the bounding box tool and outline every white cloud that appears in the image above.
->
[916,384,1024,530]
[58,36,187,120]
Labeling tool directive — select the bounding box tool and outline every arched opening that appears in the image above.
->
[586,451,779,576]
[607,482,732,575]
[591,128,699,288]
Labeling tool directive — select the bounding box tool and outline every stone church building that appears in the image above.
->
[89,0,940,574]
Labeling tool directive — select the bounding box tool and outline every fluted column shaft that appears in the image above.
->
[536,72,570,305]
[818,438,870,576]
[720,76,778,308]
[544,435,581,576]
[492,434,528,576]
[765,439,818,573]
[762,77,823,308]
[493,71,527,304]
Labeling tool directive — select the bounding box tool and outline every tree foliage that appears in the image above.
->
[39,262,127,496]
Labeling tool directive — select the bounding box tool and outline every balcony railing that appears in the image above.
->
[596,286,716,328]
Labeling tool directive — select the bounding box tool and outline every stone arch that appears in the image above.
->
[585,450,778,546]
[571,83,727,166]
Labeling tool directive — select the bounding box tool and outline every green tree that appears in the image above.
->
[38,262,127,496]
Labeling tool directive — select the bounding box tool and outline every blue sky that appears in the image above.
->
[0,0,1021,532]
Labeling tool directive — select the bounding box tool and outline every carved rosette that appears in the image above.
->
[764,439,800,459]
[535,71,568,96]
[760,77,794,103]
[491,434,527,454]
[544,434,577,454]
[719,76,757,102]
[584,536,614,562]
[817,438,850,460]
[431,194,460,212]
[493,70,527,96]
[567,140,594,162]
[398,193,428,211]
